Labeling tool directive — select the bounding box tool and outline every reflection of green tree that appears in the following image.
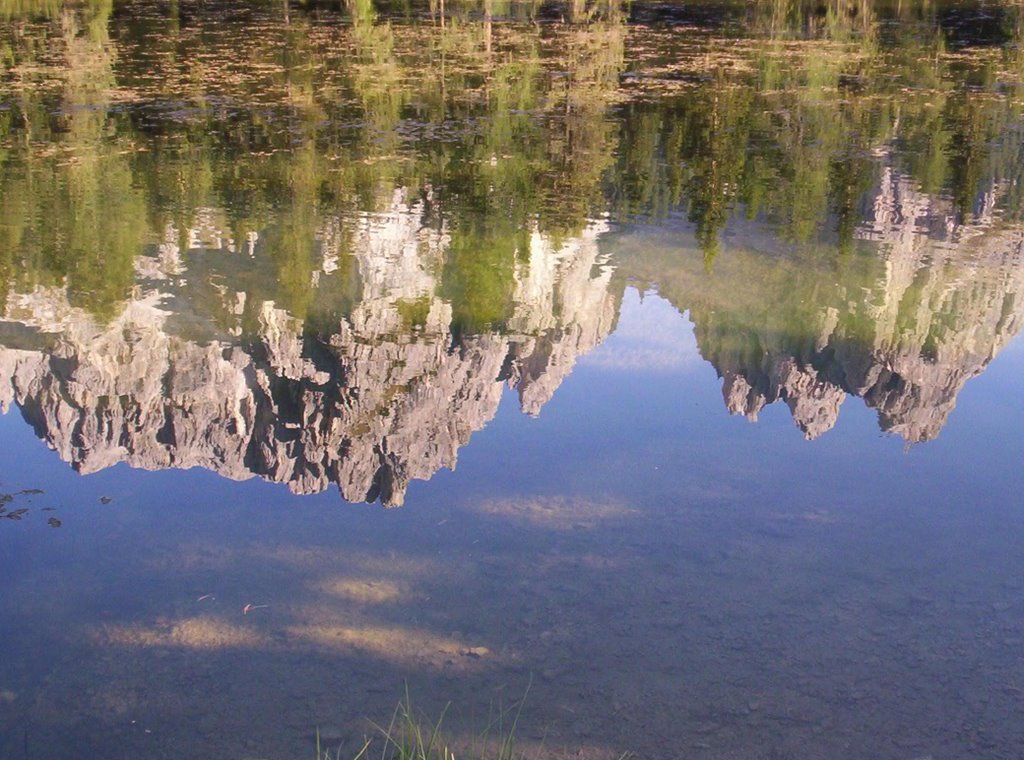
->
[39,155,145,316]
[610,0,1024,262]
[5,0,1024,328]
[441,217,520,333]
[750,0,875,39]
[541,19,623,237]
[0,0,61,20]
[0,0,143,318]
[264,144,320,319]
[684,80,752,265]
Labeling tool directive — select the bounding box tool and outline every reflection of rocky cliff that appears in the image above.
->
[0,194,619,505]
[619,169,1024,442]
[2,169,1022,498]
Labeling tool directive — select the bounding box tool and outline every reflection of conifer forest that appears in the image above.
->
[4,0,1024,315]
[1,0,1024,491]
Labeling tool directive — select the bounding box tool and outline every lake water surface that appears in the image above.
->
[1,1,1023,758]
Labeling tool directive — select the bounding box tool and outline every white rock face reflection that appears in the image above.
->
[0,195,618,506]
[614,169,1024,443]
[2,169,1024,500]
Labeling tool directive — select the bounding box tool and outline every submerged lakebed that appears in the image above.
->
[1,0,1024,757]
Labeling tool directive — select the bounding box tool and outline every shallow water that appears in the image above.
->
[1,0,1024,758]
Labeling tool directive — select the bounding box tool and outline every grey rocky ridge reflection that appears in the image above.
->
[0,211,618,506]
[2,0,1024,501]
[620,166,1024,442]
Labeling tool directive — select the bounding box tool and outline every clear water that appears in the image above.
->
[1,1,1023,758]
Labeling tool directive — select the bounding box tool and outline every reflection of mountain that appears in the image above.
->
[621,169,1024,442]
[0,195,619,505]
[1,168,1023,501]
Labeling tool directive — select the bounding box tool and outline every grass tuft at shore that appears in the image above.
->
[317,685,526,760]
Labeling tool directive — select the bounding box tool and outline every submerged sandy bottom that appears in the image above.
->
[1,475,1023,760]
[1,297,1022,760]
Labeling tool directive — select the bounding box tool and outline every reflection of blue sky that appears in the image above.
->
[1,281,1023,760]
[580,288,702,372]
[1002,331,1024,361]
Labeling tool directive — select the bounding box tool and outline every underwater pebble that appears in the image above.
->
[316,724,345,743]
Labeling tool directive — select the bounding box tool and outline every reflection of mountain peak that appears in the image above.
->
[0,205,618,506]
[618,169,1024,443]
[2,162,1022,497]
[721,360,846,441]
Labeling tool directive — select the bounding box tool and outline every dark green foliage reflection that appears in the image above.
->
[0,0,1022,321]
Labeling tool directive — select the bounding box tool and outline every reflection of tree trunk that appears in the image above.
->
[484,0,492,56]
